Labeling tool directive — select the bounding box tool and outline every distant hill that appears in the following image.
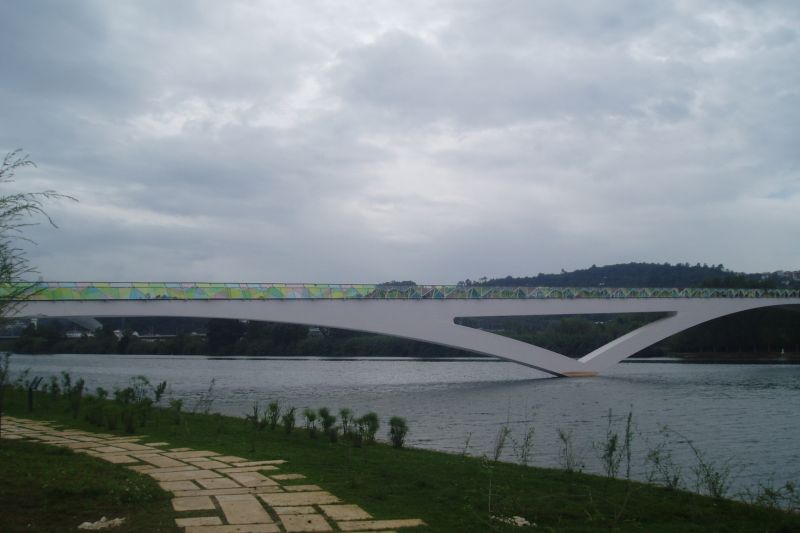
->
[460,262,799,289]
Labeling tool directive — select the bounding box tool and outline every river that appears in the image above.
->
[7,353,800,495]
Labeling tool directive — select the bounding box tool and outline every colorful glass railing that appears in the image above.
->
[1,282,798,301]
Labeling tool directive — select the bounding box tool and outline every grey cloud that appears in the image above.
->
[332,29,698,127]
[1,1,798,282]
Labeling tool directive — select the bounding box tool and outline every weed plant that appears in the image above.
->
[645,426,684,489]
[191,378,216,414]
[557,428,584,473]
[513,426,535,466]
[687,437,734,499]
[741,479,800,512]
[492,424,512,462]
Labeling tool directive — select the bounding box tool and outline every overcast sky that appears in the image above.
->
[2,1,798,283]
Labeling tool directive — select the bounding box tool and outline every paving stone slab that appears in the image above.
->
[258,491,340,507]
[169,447,193,452]
[176,516,224,527]
[128,465,157,473]
[280,513,332,532]
[271,474,305,481]
[217,466,279,474]
[172,495,216,511]
[160,480,200,492]
[97,454,139,464]
[66,435,102,442]
[64,441,105,449]
[216,494,273,525]
[336,519,426,531]
[151,469,222,482]
[273,506,317,516]
[215,456,247,463]
[173,487,277,498]
[284,485,321,492]
[76,449,102,456]
[144,441,170,446]
[165,450,220,459]
[107,441,154,451]
[189,460,231,469]
[39,437,79,444]
[143,465,199,474]
[319,505,372,521]
[197,477,243,489]
[1,434,23,440]
[230,460,286,467]
[139,454,188,468]
[184,524,279,533]
[228,472,279,488]
[91,445,128,454]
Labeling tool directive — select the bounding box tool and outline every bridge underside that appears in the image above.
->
[11,298,800,377]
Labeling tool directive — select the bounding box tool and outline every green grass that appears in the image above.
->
[3,387,800,532]
[0,439,176,532]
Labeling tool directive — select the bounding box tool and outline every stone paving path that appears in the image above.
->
[2,416,426,533]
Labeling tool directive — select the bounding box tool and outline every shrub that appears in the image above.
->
[389,416,408,449]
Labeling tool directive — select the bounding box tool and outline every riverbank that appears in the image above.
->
[625,356,800,365]
[2,386,799,532]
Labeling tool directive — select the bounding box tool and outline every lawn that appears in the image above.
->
[2,382,799,532]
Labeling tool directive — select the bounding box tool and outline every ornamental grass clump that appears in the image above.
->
[389,416,408,449]
[246,403,265,431]
[318,407,337,441]
[281,406,296,434]
[355,412,379,445]
[339,408,353,436]
[66,377,85,419]
[303,408,318,438]
[266,400,280,430]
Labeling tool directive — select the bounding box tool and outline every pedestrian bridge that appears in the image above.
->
[5,282,800,377]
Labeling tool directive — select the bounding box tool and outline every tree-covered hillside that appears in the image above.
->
[463,262,798,289]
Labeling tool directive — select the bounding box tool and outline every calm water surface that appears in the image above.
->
[9,354,800,493]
